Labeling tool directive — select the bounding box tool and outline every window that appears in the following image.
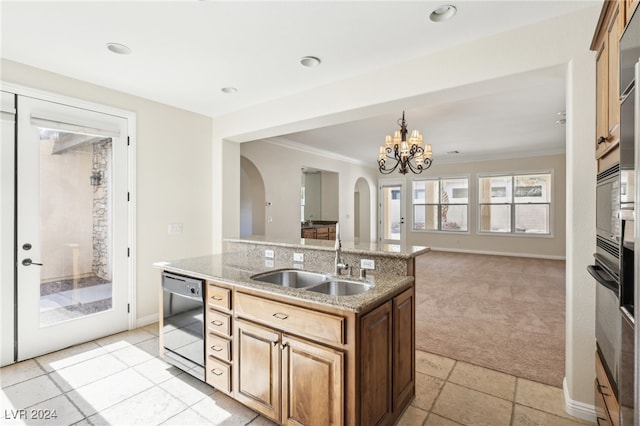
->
[412,177,468,232]
[478,172,552,235]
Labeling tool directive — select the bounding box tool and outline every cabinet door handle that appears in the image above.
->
[273,312,288,320]
[281,343,288,350]
[211,320,224,326]
[597,384,611,396]
[211,345,223,352]
[597,136,608,145]
[211,295,223,301]
[211,368,224,376]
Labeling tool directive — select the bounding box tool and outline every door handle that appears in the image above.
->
[22,258,43,266]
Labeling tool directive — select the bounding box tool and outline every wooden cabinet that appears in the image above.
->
[234,314,344,425]
[626,0,639,25]
[359,287,415,425]
[282,335,343,426]
[360,302,393,425]
[592,0,624,170]
[235,319,281,420]
[301,228,316,239]
[392,288,415,411]
[164,270,415,426]
[595,351,620,426]
[301,224,337,240]
[205,281,233,395]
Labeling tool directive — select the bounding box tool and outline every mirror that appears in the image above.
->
[301,167,338,224]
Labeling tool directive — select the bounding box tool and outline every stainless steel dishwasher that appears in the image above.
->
[162,272,205,381]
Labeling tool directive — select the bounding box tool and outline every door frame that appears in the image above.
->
[378,178,406,244]
[1,81,137,364]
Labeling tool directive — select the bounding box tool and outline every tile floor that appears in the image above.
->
[1,325,590,426]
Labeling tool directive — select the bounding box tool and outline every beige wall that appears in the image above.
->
[1,59,214,322]
[241,139,379,241]
[405,154,566,259]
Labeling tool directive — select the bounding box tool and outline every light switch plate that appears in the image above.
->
[265,249,275,259]
[265,259,275,268]
[293,253,304,262]
[168,223,183,234]
[361,259,375,270]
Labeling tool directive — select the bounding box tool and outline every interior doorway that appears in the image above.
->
[240,156,265,237]
[354,177,371,243]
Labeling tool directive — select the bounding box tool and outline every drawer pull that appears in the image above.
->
[211,320,224,326]
[211,345,223,352]
[211,295,223,301]
[211,368,224,376]
[273,312,289,320]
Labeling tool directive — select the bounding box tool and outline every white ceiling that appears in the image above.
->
[1,1,600,165]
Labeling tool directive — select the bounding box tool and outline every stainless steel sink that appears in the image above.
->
[306,280,374,296]
[250,269,330,288]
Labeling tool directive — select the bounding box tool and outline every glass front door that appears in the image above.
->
[16,96,130,360]
[379,179,405,244]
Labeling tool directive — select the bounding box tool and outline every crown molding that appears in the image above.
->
[263,136,373,168]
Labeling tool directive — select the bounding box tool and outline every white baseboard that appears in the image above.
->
[563,377,597,422]
[428,246,566,260]
[134,313,159,329]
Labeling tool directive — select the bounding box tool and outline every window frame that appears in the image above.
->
[477,170,554,237]
[411,175,470,233]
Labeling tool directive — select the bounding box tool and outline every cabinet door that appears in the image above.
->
[360,302,393,426]
[607,4,622,144]
[596,35,610,157]
[302,228,316,239]
[234,319,281,422]
[282,335,344,426]
[392,288,415,412]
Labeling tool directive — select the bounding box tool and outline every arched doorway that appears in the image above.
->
[240,156,266,236]
[354,177,371,243]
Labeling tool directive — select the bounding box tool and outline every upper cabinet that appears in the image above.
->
[593,1,623,171]
[627,0,640,26]
[592,0,640,172]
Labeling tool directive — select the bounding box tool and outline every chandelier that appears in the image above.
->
[378,111,432,175]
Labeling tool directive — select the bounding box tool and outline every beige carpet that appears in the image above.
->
[414,251,565,387]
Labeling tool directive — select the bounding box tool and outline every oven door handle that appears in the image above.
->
[587,265,619,295]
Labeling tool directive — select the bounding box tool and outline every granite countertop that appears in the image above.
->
[154,253,414,313]
[225,236,430,259]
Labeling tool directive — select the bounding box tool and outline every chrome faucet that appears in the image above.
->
[334,236,348,275]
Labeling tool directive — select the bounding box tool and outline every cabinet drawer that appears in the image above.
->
[207,333,232,362]
[207,283,231,311]
[235,292,344,345]
[206,356,232,394]
[207,308,232,336]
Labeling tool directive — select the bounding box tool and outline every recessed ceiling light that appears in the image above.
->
[429,5,457,22]
[106,43,132,55]
[221,87,238,94]
[300,56,321,67]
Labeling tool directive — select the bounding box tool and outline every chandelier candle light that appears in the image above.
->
[378,111,432,175]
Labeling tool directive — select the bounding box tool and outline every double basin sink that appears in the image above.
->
[250,269,373,296]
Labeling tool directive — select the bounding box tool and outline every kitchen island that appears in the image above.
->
[155,240,428,425]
